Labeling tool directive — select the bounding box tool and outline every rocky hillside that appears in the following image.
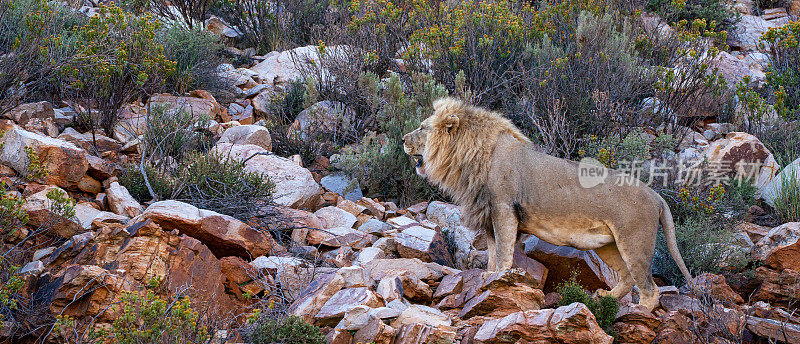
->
[1,0,800,343]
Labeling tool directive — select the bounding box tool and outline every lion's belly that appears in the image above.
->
[520,216,615,250]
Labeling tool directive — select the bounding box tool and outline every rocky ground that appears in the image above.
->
[2,0,800,343]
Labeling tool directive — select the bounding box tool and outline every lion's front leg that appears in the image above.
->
[491,205,518,271]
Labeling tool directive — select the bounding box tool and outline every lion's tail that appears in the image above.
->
[659,196,694,286]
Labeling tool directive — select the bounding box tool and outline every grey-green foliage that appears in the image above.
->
[159,24,224,94]
[244,315,324,344]
[338,72,447,204]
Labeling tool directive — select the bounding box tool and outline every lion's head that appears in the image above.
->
[402,97,530,230]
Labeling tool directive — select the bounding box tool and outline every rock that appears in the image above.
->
[218,124,271,151]
[459,269,545,319]
[753,222,800,271]
[23,185,82,238]
[289,100,355,140]
[1,127,88,189]
[363,258,451,282]
[691,273,744,305]
[272,205,322,245]
[105,182,143,218]
[387,215,418,228]
[212,143,321,209]
[220,256,255,284]
[321,246,357,267]
[714,51,766,87]
[613,304,660,344]
[358,218,392,236]
[746,314,800,342]
[752,266,800,305]
[314,206,357,229]
[704,132,780,195]
[57,128,122,154]
[395,225,437,261]
[791,1,800,15]
[737,221,770,243]
[205,15,240,38]
[148,92,225,121]
[394,270,433,302]
[335,305,373,330]
[136,200,274,258]
[728,14,789,50]
[19,260,44,275]
[524,235,619,293]
[426,201,481,267]
[314,287,383,326]
[307,226,373,248]
[352,317,396,344]
[288,272,345,322]
[355,246,386,265]
[2,101,54,125]
[336,265,371,288]
[761,158,800,207]
[762,7,788,20]
[325,329,353,344]
[320,172,363,201]
[86,154,118,181]
[249,45,349,85]
[24,117,58,137]
[376,275,404,302]
[474,303,613,344]
[357,197,386,220]
[391,304,451,328]
[395,323,457,344]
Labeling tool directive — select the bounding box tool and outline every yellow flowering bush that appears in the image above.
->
[54,4,175,134]
[759,21,800,120]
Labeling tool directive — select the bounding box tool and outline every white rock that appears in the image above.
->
[106,182,144,218]
[218,124,272,151]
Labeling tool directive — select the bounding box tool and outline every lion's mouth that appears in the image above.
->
[412,155,424,168]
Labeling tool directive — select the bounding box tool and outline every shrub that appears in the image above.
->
[0,0,85,111]
[159,25,225,94]
[556,275,619,335]
[759,21,800,121]
[54,4,176,135]
[757,122,800,167]
[214,0,330,54]
[338,72,447,204]
[243,315,324,344]
[149,0,214,29]
[119,163,176,202]
[655,183,756,285]
[774,169,800,223]
[176,152,275,218]
[646,0,739,33]
[579,130,676,169]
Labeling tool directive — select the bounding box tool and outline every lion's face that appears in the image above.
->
[402,117,434,177]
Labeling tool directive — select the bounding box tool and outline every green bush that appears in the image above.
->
[0,0,85,111]
[760,21,800,121]
[655,183,756,285]
[119,164,176,202]
[774,169,800,223]
[159,25,225,94]
[214,0,329,54]
[244,315,324,344]
[646,0,739,33]
[338,72,446,204]
[556,275,619,335]
[578,130,676,169]
[54,4,176,135]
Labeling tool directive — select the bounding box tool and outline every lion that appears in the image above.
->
[402,97,693,310]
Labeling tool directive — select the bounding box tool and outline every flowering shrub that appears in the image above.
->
[55,4,175,134]
[759,21,800,120]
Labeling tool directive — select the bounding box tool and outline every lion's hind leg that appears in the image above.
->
[594,243,634,299]
[615,232,660,311]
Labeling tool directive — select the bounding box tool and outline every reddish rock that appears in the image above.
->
[613,305,660,344]
[753,222,800,272]
[691,273,744,305]
[459,270,545,319]
[148,92,225,121]
[524,236,619,293]
[220,256,255,284]
[352,317,396,344]
[287,272,345,323]
[474,303,613,344]
[2,101,54,125]
[1,127,89,190]
[314,287,383,326]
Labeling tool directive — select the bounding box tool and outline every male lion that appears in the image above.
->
[402,97,692,310]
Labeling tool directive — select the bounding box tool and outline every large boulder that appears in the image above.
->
[134,200,275,258]
[249,45,349,85]
[57,128,122,155]
[760,158,800,207]
[1,127,88,190]
[320,172,363,202]
[714,51,766,87]
[2,101,54,125]
[753,222,800,272]
[212,143,322,209]
[473,303,613,344]
[218,124,272,151]
[523,236,619,293]
[105,182,144,218]
[727,15,790,50]
[703,132,780,198]
[290,101,355,140]
[288,272,345,322]
[23,185,82,238]
[147,92,225,121]
[314,206,357,229]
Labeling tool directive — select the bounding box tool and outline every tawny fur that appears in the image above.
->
[403,97,694,311]
[423,98,530,232]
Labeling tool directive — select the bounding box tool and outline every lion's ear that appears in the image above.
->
[442,114,459,132]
